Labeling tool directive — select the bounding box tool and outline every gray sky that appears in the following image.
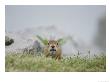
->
[5,5,106,44]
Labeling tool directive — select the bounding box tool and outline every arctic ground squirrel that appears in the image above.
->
[44,40,62,60]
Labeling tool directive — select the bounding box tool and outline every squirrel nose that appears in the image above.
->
[51,46,55,48]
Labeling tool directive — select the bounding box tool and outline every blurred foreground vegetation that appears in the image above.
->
[5,53,106,72]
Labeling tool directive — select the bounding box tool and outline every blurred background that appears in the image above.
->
[5,5,106,56]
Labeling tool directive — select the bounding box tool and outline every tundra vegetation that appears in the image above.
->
[5,35,106,72]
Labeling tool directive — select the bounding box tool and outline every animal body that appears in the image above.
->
[44,40,62,60]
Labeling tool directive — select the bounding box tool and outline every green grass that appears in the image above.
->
[5,53,106,72]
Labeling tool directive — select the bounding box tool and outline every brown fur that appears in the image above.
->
[44,40,62,60]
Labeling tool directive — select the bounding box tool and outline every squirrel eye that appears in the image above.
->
[48,43,49,45]
[57,43,58,45]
